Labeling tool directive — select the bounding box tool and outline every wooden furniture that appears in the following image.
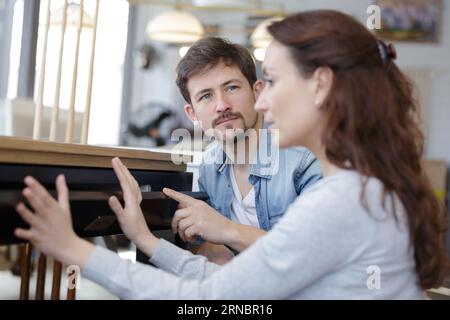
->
[0,136,203,299]
[0,0,204,300]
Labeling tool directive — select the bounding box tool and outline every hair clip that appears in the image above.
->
[377,40,397,63]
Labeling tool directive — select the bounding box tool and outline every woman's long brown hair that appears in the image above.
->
[269,10,449,289]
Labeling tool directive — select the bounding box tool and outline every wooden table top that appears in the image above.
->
[0,136,191,172]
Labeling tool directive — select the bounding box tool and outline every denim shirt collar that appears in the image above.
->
[250,130,279,179]
[213,126,279,180]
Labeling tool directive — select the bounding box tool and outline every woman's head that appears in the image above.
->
[255,40,332,149]
[256,10,448,289]
[256,10,398,150]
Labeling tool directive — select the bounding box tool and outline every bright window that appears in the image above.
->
[7,0,24,99]
[34,0,129,145]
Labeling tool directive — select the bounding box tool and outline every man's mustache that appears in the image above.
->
[212,111,243,127]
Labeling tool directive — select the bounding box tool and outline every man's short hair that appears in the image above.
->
[176,37,257,104]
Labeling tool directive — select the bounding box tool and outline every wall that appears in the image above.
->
[130,6,182,116]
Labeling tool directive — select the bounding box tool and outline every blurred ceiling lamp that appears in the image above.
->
[50,2,94,29]
[193,0,260,9]
[250,16,283,49]
[253,48,266,62]
[179,46,190,58]
[146,10,204,44]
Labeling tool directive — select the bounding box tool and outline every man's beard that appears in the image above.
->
[212,111,244,128]
[212,111,258,143]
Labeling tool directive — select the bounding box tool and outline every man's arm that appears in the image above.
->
[187,242,234,265]
[186,164,266,253]
[167,188,267,253]
[223,223,267,253]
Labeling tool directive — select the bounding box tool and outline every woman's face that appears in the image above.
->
[255,40,327,150]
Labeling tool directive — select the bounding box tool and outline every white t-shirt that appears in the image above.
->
[229,167,259,228]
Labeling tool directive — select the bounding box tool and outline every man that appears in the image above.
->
[171,37,322,263]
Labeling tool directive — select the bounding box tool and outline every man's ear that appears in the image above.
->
[253,80,264,100]
[184,104,197,124]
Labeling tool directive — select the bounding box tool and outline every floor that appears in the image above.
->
[0,266,117,300]
[0,237,137,300]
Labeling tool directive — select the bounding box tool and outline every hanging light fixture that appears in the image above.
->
[179,46,190,58]
[146,10,204,44]
[250,16,284,49]
[250,16,283,61]
[253,48,266,62]
[50,1,94,29]
[193,0,260,9]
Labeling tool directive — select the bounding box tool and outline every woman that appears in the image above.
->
[15,10,448,299]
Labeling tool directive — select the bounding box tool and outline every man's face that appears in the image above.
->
[184,61,262,143]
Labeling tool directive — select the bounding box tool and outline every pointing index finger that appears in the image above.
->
[163,188,196,206]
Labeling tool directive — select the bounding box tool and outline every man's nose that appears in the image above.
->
[215,93,231,113]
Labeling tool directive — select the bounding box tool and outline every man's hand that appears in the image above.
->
[15,175,94,267]
[108,157,159,256]
[192,242,235,265]
[163,188,235,244]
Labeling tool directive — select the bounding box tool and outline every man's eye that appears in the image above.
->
[264,79,274,86]
[199,93,211,101]
[227,85,238,92]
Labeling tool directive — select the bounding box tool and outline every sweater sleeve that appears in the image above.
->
[149,238,222,279]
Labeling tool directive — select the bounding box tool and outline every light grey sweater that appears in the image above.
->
[82,170,425,299]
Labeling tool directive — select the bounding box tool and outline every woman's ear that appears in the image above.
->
[313,67,334,108]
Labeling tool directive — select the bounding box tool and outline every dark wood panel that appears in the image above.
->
[0,190,207,245]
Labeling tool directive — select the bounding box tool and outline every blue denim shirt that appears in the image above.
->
[198,131,322,231]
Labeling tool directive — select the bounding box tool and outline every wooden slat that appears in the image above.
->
[49,0,68,142]
[19,243,32,300]
[66,267,77,300]
[35,253,47,300]
[51,261,62,300]
[33,0,52,140]
[67,288,76,300]
[65,0,84,143]
[81,0,100,144]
